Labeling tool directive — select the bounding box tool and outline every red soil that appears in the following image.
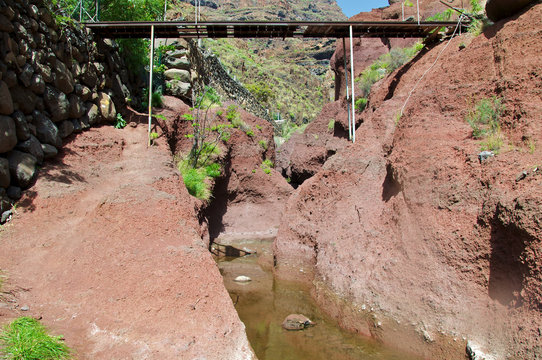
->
[0,123,254,359]
[274,3,542,359]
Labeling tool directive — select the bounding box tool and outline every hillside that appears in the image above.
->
[168,0,345,127]
[274,2,542,358]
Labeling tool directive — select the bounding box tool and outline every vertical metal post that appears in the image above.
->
[343,37,351,140]
[79,0,83,21]
[148,25,155,147]
[416,0,420,24]
[163,0,167,20]
[349,25,356,143]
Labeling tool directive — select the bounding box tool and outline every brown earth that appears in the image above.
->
[0,122,255,359]
[274,3,542,359]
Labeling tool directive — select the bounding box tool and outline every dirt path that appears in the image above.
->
[0,124,254,359]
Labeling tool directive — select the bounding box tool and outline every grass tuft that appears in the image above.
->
[0,317,71,360]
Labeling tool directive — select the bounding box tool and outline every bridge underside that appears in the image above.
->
[85,20,464,39]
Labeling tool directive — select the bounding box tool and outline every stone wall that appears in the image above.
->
[188,40,277,130]
[0,0,130,219]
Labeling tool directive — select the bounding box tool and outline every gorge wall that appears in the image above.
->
[274,3,542,359]
[0,0,130,218]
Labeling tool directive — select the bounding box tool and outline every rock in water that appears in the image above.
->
[233,275,252,283]
[282,314,314,330]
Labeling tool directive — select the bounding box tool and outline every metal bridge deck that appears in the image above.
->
[85,20,463,39]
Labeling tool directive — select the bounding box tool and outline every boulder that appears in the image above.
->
[167,48,188,58]
[281,314,314,330]
[3,71,17,88]
[112,74,130,102]
[12,111,31,141]
[16,135,44,164]
[44,86,69,122]
[71,118,83,133]
[0,188,10,213]
[33,111,61,148]
[8,150,37,189]
[68,94,85,118]
[0,157,10,188]
[52,59,74,94]
[37,63,53,83]
[75,84,91,101]
[485,0,536,22]
[19,63,34,88]
[167,80,191,99]
[0,13,13,33]
[98,92,116,123]
[81,63,98,88]
[164,69,190,82]
[85,103,100,125]
[41,143,58,159]
[6,186,21,201]
[58,120,74,138]
[0,81,14,115]
[11,86,37,115]
[29,74,45,94]
[164,56,190,70]
[0,116,17,153]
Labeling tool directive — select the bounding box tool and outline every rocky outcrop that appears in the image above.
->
[0,0,130,216]
[162,40,193,103]
[275,3,542,359]
[485,0,536,21]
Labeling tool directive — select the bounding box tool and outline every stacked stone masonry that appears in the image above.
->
[0,0,131,216]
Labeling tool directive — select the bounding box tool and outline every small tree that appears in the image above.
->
[183,86,231,168]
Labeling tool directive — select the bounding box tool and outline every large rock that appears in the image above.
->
[19,64,34,88]
[167,80,191,99]
[33,111,62,148]
[98,92,116,123]
[111,74,130,102]
[16,135,44,164]
[11,86,37,115]
[58,120,74,138]
[0,157,10,188]
[164,69,190,82]
[81,63,98,88]
[68,94,85,118]
[0,116,17,153]
[44,86,69,122]
[164,56,190,70]
[8,150,37,189]
[41,143,58,159]
[29,74,45,94]
[485,0,536,22]
[0,81,14,115]
[85,103,100,125]
[12,111,31,141]
[53,59,74,94]
[0,13,14,33]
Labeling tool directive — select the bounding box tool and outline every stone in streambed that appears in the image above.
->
[234,275,252,283]
[282,314,314,330]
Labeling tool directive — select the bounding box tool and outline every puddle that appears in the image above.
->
[215,239,420,360]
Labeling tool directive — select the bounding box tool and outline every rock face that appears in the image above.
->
[485,0,536,22]
[274,4,542,360]
[0,0,132,204]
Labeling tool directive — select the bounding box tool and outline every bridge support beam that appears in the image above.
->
[342,37,351,140]
[349,25,356,143]
[147,24,155,147]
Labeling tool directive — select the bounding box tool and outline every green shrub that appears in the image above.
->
[467,96,506,152]
[114,113,126,129]
[246,130,254,137]
[205,163,222,178]
[142,88,164,109]
[327,119,335,131]
[179,164,210,200]
[355,98,367,112]
[0,317,71,360]
[258,140,268,150]
[246,81,275,104]
[260,159,274,175]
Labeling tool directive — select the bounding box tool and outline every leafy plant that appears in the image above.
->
[260,159,274,175]
[114,113,126,129]
[327,119,335,131]
[466,96,506,152]
[0,317,71,360]
[246,130,254,137]
[141,88,164,109]
[258,140,268,150]
[355,98,367,112]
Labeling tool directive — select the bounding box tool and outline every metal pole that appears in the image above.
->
[79,0,83,21]
[163,0,167,20]
[342,37,351,140]
[417,0,420,24]
[349,25,356,143]
[148,25,155,147]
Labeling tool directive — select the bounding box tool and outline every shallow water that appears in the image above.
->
[215,239,420,360]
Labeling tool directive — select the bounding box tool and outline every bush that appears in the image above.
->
[258,140,268,150]
[180,165,210,200]
[0,317,71,360]
[327,119,335,131]
[260,159,274,175]
[355,98,367,112]
[467,96,506,153]
[114,113,126,129]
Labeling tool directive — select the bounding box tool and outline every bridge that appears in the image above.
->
[85,19,466,144]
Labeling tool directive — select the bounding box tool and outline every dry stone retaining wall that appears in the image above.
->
[0,0,131,217]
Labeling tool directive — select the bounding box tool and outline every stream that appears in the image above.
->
[214,238,420,360]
